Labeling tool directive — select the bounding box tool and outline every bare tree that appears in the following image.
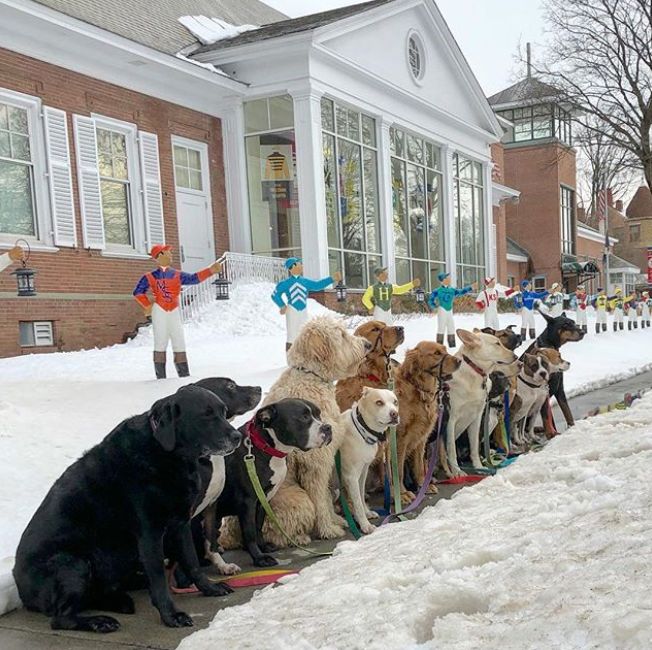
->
[539,0,652,188]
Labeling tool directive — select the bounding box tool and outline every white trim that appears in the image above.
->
[577,224,619,244]
[100,250,151,260]
[378,118,396,282]
[507,253,528,263]
[0,87,52,246]
[406,29,426,86]
[492,181,520,207]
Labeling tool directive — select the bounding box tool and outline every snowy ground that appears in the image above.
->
[179,394,652,650]
[1,282,652,618]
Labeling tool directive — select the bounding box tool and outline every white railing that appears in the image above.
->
[180,251,286,322]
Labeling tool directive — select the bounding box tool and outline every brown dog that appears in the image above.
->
[335,320,405,411]
[393,341,461,504]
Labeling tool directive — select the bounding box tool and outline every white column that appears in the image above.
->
[483,161,495,278]
[221,100,251,253]
[377,118,396,282]
[441,144,457,284]
[290,88,329,279]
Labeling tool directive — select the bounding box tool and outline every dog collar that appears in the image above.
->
[351,407,386,445]
[365,373,382,384]
[293,366,331,385]
[462,355,487,379]
[518,374,542,389]
[246,420,287,459]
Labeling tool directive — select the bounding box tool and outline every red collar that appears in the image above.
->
[246,420,287,459]
[462,354,487,379]
[366,373,382,384]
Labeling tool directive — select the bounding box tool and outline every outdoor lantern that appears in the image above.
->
[213,273,230,301]
[414,286,426,304]
[11,239,36,297]
[335,280,348,302]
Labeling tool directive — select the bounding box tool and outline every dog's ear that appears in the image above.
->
[537,308,553,323]
[400,347,419,382]
[362,386,371,397]
[149,398,178,452]
[256,404,277,426]
[561,311,567,318]
[506,324,516,331]
[480,327,496,335]
[457,329,479,348]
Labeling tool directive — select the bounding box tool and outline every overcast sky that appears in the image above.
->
[264,0,546,96]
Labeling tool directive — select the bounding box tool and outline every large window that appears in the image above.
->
[0,101,37,237]
[97,127,132,246]
[560,185,575,255]
[454,153,485,286]
[498,104,572,146]
[390,127,444,290]
[245,95,300,259]
[322,98,381,289]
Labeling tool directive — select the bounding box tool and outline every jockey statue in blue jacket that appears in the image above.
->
[271,257,341,351]
[519,279,549,340]
[428,271,476,348]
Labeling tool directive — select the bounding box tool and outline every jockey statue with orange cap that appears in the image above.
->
[133,244,221,379]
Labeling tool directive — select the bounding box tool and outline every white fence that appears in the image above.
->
[180,251,286,322]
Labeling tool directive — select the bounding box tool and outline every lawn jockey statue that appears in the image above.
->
[519,280,548,341]
[133,244,221,379]
[361,266,419,325]
[607,287,634,332]
[475,276,516,330]
[625,295,639,330]
[0,245,24,272]
[641,291,652,328]
[571,284,589,334]
[593,287,608,334]
[428,271,476,348]
[544,282,566,318]
[272,257,341,351]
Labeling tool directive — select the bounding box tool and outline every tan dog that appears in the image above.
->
[260,316,370,544]
[394,341,461,504]
[335,320,405,411]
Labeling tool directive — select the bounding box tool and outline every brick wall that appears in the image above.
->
[0,47,228,358]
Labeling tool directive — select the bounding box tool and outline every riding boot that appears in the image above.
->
[634,322,638,329]
[154,351,166,379]
[648,320,651,327]
[628,322,632,331]
[619,322,624,331]
[520,328,526,341]
[447,335,456,348]
[602,323,607,332]
[613,322,617,332]
[529,328,536,340]
[642,321,646,329]
[436,334,445,345]
[595,324,600,334]
[174,351,190,378]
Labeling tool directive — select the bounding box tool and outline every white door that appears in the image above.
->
[172,137,215,273]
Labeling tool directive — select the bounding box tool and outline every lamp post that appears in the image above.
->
[11,239,36,297]
[335,280,347,302]
[414,286,426,305]
[213,273,230,301]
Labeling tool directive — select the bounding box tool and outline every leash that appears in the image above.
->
[503,390,511,452]
[385,374,407,521]
[243,436,332,558]
[334,451,363,540]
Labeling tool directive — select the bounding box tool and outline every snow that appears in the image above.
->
[179,397,652,650]
[179,16,258,46]
[1,282,652,620]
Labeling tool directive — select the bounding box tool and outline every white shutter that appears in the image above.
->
[43,107,77,247]
[138,131,165,246]
[73,114,105,249]
[33,321,54,346]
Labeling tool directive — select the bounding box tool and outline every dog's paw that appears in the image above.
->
[296,533,312,545]
[254,554,279,567]
[360,522,376,534]
[200,581,233,597]
[162,611,194,628]
[86,615,121,633]
[426,483,439,495]
[400,490,416,506]
[448,467,466,478]
[260,542,278,553]
[318,524,346,540]
[219,563,241,576]
[366,509,379,520]
[331,514,346,527]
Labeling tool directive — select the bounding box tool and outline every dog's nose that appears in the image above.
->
[395,326,404,336]
[229,430,242,447]
[364,340,373,352]
[517,361,523,369]
[390,410,399,422]
[320,424,333,444]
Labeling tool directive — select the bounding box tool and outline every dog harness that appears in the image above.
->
[350,406,386,445]
[245,420,287,458]
[271,274,334,312]
[133,266,212,311]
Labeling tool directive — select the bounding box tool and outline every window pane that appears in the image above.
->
[8,106,28,134]
[395,257,410,285]
[328,249,342,279]
[407,163,426,259]
[175,165,190,189]
[19,322,35,347]
[338,140,363,251]
[11,134,30,161]
[96,129,112,153]
[514,120,531,141]
[344,251,365,289]
[412,259,428,290]
[472,162,483,185]
[98,153,113,178]
[426,142,441,170]
[112,132,126,156]
[174,145,189,167]
[390,127,404,157]
[391,158,408,256]
[367,255,382,287]
[323,133,340,248]
[429,262,445,292]
[361,115,376,147]
[427,171,444,261]
[533,117,552,139]
[336,105,348,137]
[112,156,128,180]
[459,183,474,263]
[189,169,203,191]
[0,104,7,130]
[187,149,201,171]
[458,156,473,181]
[244,99,269,133]
[0,131,9,157]
[347,109,360,142]
[100,179,131,245]
[269,95,294,130]
[0,160,35,235]
[321,98,334,132]
[473,185,485,265]
[406,134,423,164]
[363,149,380,253]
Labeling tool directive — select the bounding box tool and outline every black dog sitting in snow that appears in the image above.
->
[13,385,242,633]
[524,310,584,434]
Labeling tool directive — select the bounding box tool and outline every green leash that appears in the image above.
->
[243,445,332,558]
[334,451,363,540]
[386,375,407,520]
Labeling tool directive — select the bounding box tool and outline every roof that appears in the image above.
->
[193,0,394,54]
[506,237,531,259]
[626,185,652,219]
[32,0,288,55]
[488,76,562,109]
[609,254,641,271]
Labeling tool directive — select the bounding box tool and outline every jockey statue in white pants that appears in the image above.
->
[361,266,419,325]
[475,276,517,330]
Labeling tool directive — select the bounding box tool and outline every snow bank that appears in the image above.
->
[1,282,652,618]
[179,394,652,650]
[179,16,258,46]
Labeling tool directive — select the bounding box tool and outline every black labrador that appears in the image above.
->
[524,310,585,432]
[13,385,241,633]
